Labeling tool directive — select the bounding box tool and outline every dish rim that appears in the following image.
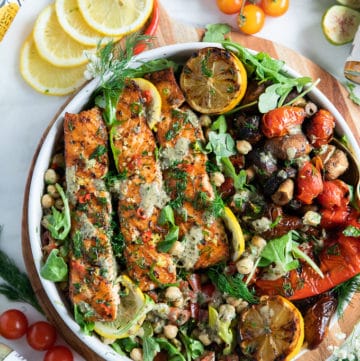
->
[23,41,360,361]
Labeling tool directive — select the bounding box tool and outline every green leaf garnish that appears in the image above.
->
[40,248,68,282]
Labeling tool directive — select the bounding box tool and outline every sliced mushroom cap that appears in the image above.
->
[324,149,349,180]
[264,133,312,161]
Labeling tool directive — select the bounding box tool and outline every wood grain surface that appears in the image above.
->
[22,4,360,361]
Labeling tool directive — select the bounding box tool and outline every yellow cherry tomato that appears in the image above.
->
[237,4,265,35]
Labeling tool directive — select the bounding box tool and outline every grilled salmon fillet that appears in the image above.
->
[110,80,177,291]
[146,69,229,269]
[64,107,119,322]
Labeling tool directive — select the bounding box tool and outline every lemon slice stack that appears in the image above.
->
[20,0,154,96]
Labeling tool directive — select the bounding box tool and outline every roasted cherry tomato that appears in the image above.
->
[26,321,57,351]
[306,109,335,147]
[317,179,350,209]
[260,0,289,17]
[237,4,265,35]
[44,345,74,361]
[320,206,350,229]
[216,0,244,14]
[0,309,28,339]
[296,161,323,205]
[261,106,306,138]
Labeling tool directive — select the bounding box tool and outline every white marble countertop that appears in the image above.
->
[0,0,356,360]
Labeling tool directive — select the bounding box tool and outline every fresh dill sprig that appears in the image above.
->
[0,227,43,313]
[334,274,360,317]
[86,33,177,127]
[207,264,258,304]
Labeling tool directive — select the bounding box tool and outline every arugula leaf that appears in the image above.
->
[155,338,186,361]
[42,184,71,241]
[343,225,360,237]
[74,304,95,335]
[179,328,205,361]
[222,40,313,112]
[40,249,68,282]
[207,131,236,162]
[203,23,231,42]
[259,231,324,278]
[207,265,258,303]
[157,205,180,253]
[210,114,227,133]
[221,157,247,191]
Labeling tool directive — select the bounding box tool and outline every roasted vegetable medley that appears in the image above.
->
[39,42,360,361]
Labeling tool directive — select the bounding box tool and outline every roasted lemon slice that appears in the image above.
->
[222,206,245,262]
[33,4,94,67]
[132,78,162,130]
[20,35,87,95]
[93,275,154,339]
[239,295,304,361]
[77,0,154,37]
[180,47,247,115]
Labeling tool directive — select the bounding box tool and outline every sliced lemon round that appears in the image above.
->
[55,0,115,46]
[33,4,94,67]
[239,295,304,361]
[222,206,245,262]
[20,35,87,96]
[132,78,162,130]
[180,47,247,115]
[77,0,154,37]
[322,5,360,45]
[336,0,360,9]
[94,275,154,339]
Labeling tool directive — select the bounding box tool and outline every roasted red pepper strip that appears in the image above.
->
[255,213,360,300]
[133,0,160,55]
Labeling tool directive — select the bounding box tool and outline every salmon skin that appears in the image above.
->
[146,69,229,269]
[64,107,119,322]
[110,80,177,291]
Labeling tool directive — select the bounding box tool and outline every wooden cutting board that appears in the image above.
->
[21,4,360,361]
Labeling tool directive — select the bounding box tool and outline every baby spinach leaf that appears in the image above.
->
[40,248,68,282]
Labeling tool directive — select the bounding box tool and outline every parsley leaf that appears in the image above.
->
[203,23,231,42]
[343,225,360,237]
[179,327,205,361]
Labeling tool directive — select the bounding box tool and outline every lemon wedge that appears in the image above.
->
[94,275,154,339]
[20,35,87,95]
[322,5,360,45]
[55,0,115,46]
[239,295,304,361]
[336,0,360,9]
[222,207,245,262]
[132,78,162,130]
[77,0,154,37]
[180,47,248,115]
[33,4,94,67]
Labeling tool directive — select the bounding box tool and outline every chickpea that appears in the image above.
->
[165,286,183,303]
[198,332,212,346]
[41,194,54,209]
[236,140,252,155]
[251,235,267,251]
[163,324,178,339]
[236,257,254,275]
[245,166,256,182]
[130,348,143,361]
[199,114,212,127]
[169,241,185,258]
[44,168,59,185]
[55,199,64,210]
[218,304,236,322]
[47,184,60,199]
[226,296,248,313]
[210,171,225,187]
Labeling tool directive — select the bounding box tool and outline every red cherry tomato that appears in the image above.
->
[317,180,350,209]
[296,161,324,205]
[306,109,335,147]
[0,309,28,339]
[237,4,265,35]
[216,0,244,14]
[26,321,57,351]
[44,345,74,361]
[261,0,289,17]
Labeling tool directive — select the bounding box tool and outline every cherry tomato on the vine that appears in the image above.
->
[237,4,265,35]
[26,321,57,351]
[216,0,244,14]
[261,0,289,17]
[0,309,28,339]
[44,345,74,361]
